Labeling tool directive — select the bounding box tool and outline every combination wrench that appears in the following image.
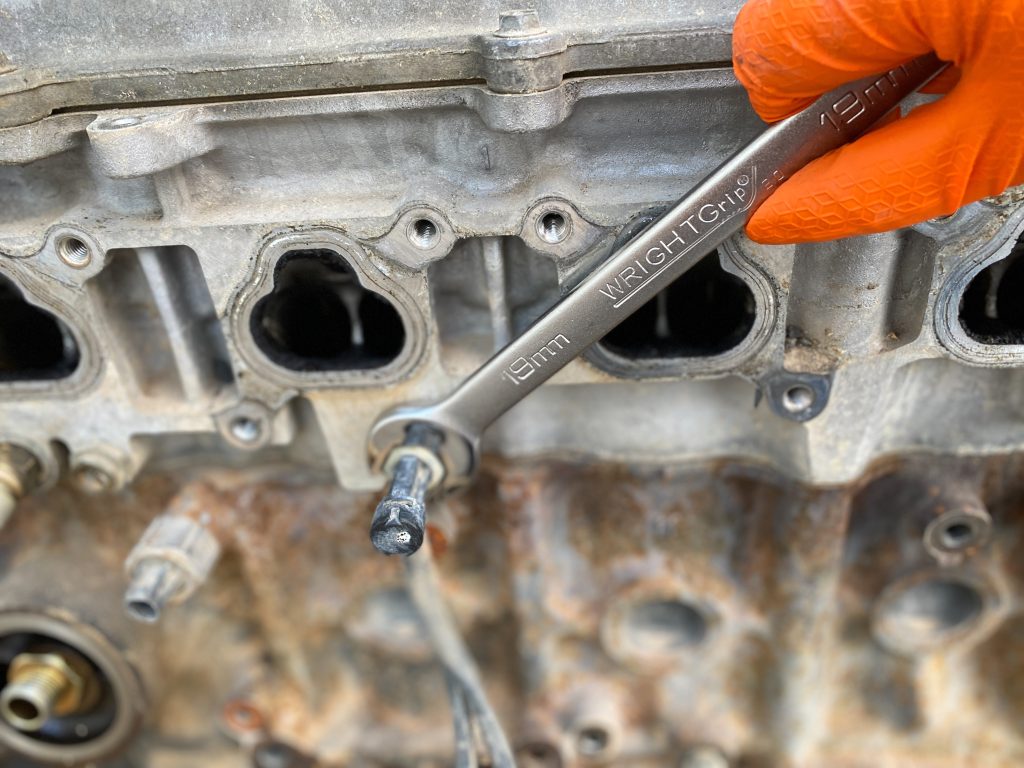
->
[368,54,945,555]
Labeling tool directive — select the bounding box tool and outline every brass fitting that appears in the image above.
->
[0,652,86,732]
[0,444,41,530]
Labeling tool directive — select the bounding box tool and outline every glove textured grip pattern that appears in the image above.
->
[733,0,1024,243]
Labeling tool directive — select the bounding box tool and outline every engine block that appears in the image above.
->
[1,1,1024,766]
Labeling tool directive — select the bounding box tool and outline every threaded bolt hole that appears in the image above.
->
[229,416,262,445]
[409,218,441,249]
[538,211,570,244]
[782,384,814,413]
[56,237,92,269]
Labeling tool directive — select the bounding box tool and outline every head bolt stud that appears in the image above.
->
[371,425,444,556]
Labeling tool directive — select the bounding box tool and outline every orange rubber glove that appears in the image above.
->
[733,0,1024,244]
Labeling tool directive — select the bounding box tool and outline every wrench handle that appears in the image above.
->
[371,54,945,481]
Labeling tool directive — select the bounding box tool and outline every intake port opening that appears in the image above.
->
[597,250,756,359]
[0,274,80,382]
[959,235,1024,344]
[250,250,405,372]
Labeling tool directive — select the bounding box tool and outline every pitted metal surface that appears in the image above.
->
[1,459,1024,766]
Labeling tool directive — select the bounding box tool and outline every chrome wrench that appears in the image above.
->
[368,54,945,555]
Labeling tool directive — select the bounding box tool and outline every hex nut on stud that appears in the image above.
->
[124,514,221,623]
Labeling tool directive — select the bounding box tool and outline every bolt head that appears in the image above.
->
[370,499,425,556]
[496,9,544,37]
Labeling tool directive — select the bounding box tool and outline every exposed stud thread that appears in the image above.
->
[0,652,87,732]
[1,666,68,730]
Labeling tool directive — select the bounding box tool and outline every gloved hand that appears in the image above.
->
[733,0,1024,243]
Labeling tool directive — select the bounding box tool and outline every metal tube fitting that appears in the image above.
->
[0,484,16,531]
[0,652,85,732]
[371,424,444,556]
[124,513,221,623]
[0,444,41,531]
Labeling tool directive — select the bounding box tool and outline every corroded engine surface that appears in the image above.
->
[3,1,1024,766]
[3,457,1024,767]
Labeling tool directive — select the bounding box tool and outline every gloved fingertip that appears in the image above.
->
[744,214,797,245]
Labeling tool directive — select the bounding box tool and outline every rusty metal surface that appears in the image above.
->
[0,454,1021,766]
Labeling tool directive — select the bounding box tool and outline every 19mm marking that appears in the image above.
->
[502,334,571,385]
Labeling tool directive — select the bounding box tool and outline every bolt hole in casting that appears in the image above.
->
[923,504,992,560]
[230,416,263,445]
[408,218,441,250]
[537,211,570,244]
[250,249,405,371]
[55,236,92,268]
[781,384,815,414]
